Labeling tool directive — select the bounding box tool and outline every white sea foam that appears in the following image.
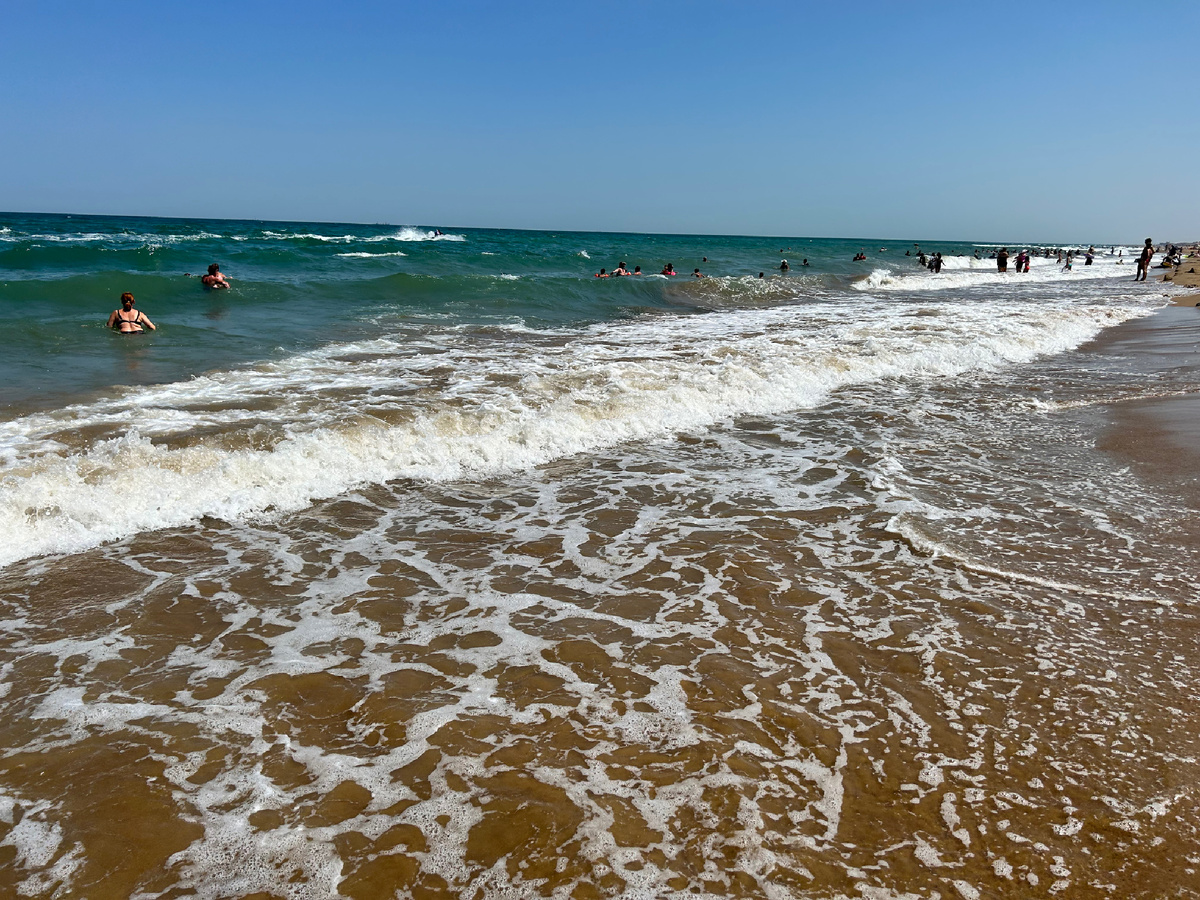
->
[578,250,591,258]
[335,251,407,258]
[261,227,464,243]
[0,297,1150,567]
[855,254,1134,293]
[0,230,224,244]
[389,226,465,242]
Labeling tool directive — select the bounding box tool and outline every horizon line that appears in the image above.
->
[0,209,1174,248]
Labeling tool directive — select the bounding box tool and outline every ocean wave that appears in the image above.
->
[854,255,1132,293]
[578,250,590,259]
[0,231,225,245]
[259,227,465,244]
[0,299,1149,567]
[336,251,408,258]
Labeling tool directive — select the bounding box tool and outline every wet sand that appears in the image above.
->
[1089,303,1200,501]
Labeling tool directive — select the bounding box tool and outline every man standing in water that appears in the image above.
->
[1136,239,1153,282]
[997,248,1009,273]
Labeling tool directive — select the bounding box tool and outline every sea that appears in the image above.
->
[1,211,1198,899]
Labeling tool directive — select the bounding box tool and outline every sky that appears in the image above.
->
[2,0,1197,243]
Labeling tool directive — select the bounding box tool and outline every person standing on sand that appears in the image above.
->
[1136,238,1153,281]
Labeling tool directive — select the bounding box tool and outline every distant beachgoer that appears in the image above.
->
[997,248,1009,273]
[613,262,630,276]
[661,263,676,276]
[702,257,708,263]
[633,266,642,275]
[1023,254,1031,273]
[906,250,911,256]
[1136,238,1153,281]
[779,260,789,272]
[801,259,809,266]
[595,268,609,278]
[693,268,705,278]
[758,272,765,278]
[1085,247,1094,266]
[107,293,155,334]
[933,253,943,274]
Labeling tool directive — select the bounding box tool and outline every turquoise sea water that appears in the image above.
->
[4,211,1200,898]
[2,211,990,411]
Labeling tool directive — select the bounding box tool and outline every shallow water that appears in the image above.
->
[1,214,1196,898]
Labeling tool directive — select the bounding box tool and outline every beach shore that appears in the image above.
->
[1088,303,1200,508]
[1161,251,1200,304]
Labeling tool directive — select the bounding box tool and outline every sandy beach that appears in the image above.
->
[1088,303,1200,504]
[1161,249,1200,305]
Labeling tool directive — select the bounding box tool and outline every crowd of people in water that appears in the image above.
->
[111,240,1189,336]
[898,239,1182,280]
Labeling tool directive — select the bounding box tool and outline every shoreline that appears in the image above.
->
[1084,303,1200,513]
[1160,254,1200,305]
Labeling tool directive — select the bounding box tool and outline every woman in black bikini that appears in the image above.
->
[107,293,156,334]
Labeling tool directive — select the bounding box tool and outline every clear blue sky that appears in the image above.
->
[2,0,1196,243]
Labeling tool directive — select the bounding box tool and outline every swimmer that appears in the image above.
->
[200,263,229,289]
[758,272,765,278]
[801,259,809,266]
[107,292,155,334]
[693,268,705,278]
[633,266,642,275]
[613,261,630,276]
[595,268,610,278]
[779,260,789,272]
[661,264,676,276]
